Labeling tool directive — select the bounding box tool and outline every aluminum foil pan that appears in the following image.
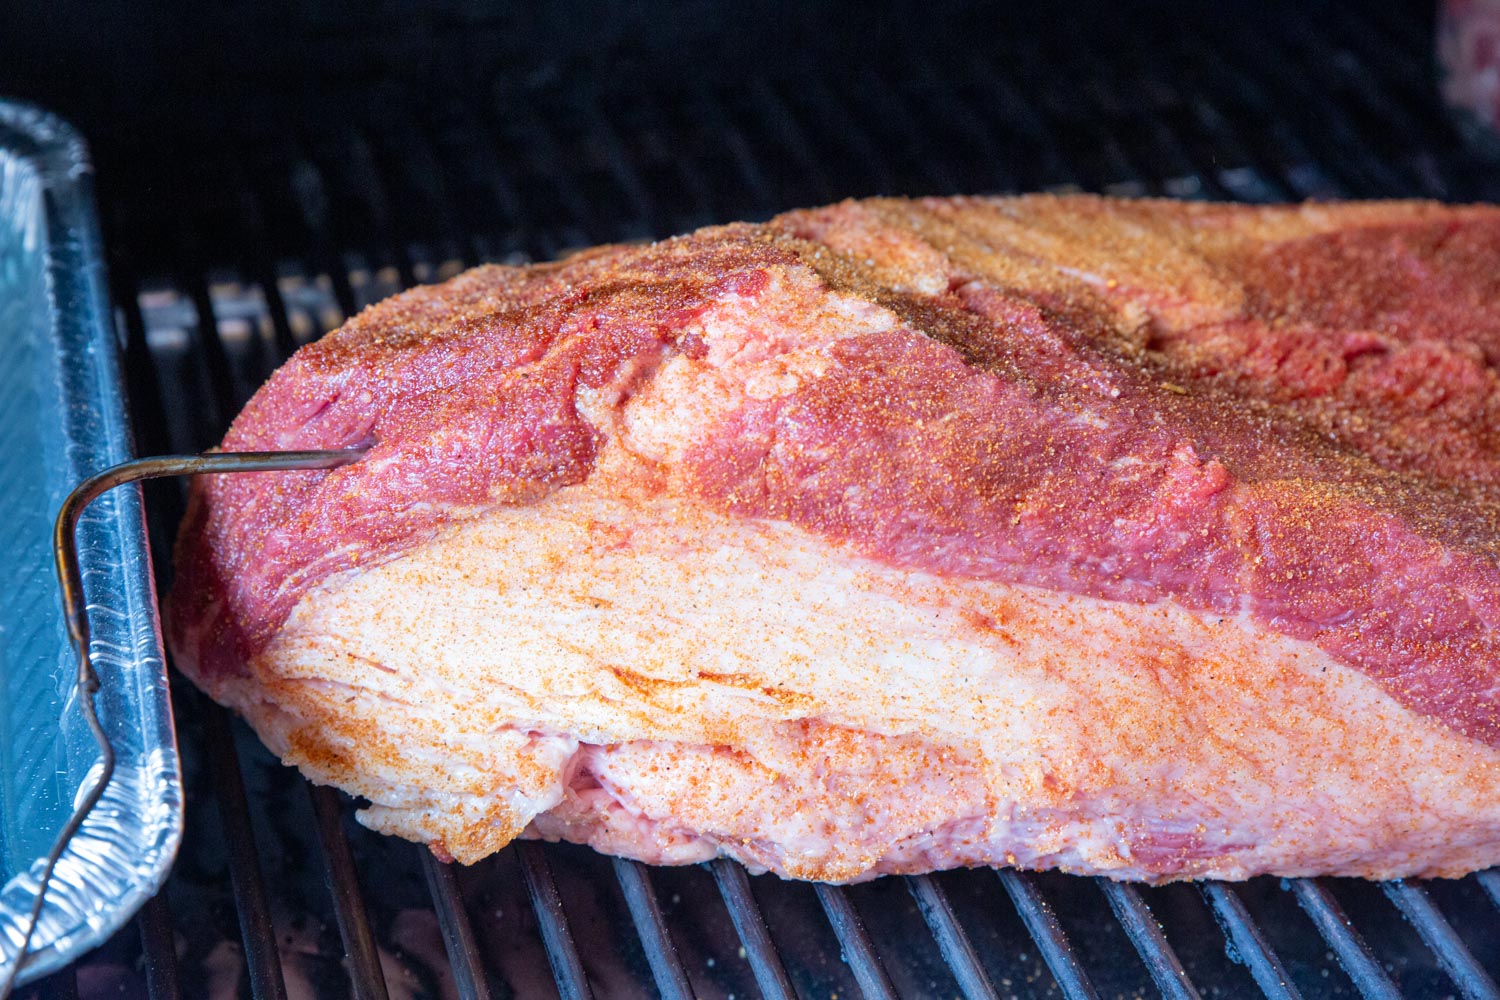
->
[0,100,182,984]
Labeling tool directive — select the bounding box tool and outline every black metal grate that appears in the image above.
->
[13,1,1500,997]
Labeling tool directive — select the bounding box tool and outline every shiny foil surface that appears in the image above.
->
[0,100,181,985]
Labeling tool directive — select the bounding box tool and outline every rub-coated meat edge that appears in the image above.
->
[168,195,1500,882]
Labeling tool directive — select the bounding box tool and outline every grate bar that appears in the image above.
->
[611,859,695,1000]
[307,785,391,1000]
[1383,881,1500,1000]
[218,153,298,370]
[1275,10,1446,199]
[1098,880,1201,1000]
[419,852,493,1000]
[998,871,1101,1000]
[1177,97,1294,203]
[516,842,594,1000]
[1200,882,1302,1000]
[136,889,183,1000]
[202,700,288,1000]
[113,270,172,456]
[1170,28,1349,201]
[813,884,898,1000]
[321,256,361,327]
[178,265,243,427]
[709,859,797,1000]
[1289,879,1399,1000]
[905,875,999,1000]
[1477,869,1500,911]
[282,141,362,320]
[249,260,299,369]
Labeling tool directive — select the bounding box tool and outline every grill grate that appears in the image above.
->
[15,1,1500,997]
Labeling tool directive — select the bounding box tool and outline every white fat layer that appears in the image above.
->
[620,266,898,467]
[224,486,1500,881]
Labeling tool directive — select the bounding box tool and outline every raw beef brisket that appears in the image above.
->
[168,196,1500,882]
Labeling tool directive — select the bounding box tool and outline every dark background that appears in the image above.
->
[3,0,1498,281]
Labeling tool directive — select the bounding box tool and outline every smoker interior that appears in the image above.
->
[11,1,1500,996]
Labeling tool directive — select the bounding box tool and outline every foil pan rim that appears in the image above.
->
[0,98,184,984]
